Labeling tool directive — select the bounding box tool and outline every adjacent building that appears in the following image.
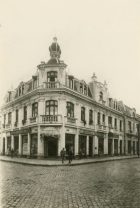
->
[0,37,140,158]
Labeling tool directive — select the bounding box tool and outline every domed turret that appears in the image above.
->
[49,37,61,59]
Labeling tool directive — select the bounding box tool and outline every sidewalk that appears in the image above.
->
[0,155,139,166]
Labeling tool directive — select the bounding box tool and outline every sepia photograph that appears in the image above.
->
[0,0,140,207]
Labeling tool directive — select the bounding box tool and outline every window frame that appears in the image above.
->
[67,102,74,118]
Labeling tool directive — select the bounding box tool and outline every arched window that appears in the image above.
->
[81,107,85,121]
[67,102,74,118]
[47,71,57,82]
[99,91,103,101]
[32,102,38,117]
[45,100,58,115]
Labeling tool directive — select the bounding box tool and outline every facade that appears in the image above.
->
[0,37,140,158]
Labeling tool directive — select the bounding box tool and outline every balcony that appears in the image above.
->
[40,115,62,125]
[96,124,107,131]
[65,116,76,125]
[14,121,19,128]
[5,123,12,129]
[30,117,37,123]
[43,82,60,89]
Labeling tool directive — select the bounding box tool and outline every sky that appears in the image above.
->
[0,0,140,113]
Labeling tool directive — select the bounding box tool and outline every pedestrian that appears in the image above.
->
[68,148,73,164]
[11,148,14,158]
[60,148,65,164]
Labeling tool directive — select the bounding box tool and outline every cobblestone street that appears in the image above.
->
[0,159,140,208]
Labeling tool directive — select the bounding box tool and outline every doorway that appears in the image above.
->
[108,139,112,155]
[44,137,58,157]
[89,136,93,157]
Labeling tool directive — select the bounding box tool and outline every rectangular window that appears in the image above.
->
[128,121,132,132]
[120,120,122,131]
[97,112,101,125]
[108,116,112,127]
[45,100,58,116]
[114,118,117,129]
[4,114,6,125]
[32,103,38,117]
[81,107,85,122]
[89,110,93,125]
[16,109,18,122]
[23,106,27,121]
[102,114,105,124]
[8,112,12,124]
[67,102,74,118]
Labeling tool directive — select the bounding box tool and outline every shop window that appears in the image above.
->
[97,112,101,125]
[45,100,58,115]
[8,112,12,124]
[89,109,93,125]
[32,102,38,117]
[67,102,74,118]
[81,107,86,123]
[47,71,57,82]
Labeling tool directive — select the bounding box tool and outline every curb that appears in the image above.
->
[0,156,139,167]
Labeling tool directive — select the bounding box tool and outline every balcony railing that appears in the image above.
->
[65,116,76,124]
[14,121,19,128]
[5,123,12,129]
[43,82,60,89]
[30,117,37,123]
[40,115,62,124]
[97,124,107,131]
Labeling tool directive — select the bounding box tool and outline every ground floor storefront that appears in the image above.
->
[0,127,139,158]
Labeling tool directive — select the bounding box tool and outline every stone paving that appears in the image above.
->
[0,159,140,208]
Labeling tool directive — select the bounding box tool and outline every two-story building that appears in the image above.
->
[0,37,140,158]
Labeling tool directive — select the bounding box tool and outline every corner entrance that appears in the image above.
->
[44,137,58,157]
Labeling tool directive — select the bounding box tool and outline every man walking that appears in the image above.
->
[60,148,65,164]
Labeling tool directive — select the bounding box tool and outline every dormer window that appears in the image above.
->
[47,71,57,82]
[68,76,73,89]
[99,91,103,101]
[80,83,83,93]
[84,85,87,95]
[32,76,37,89]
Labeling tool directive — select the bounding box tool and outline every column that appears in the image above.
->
[37,126,44,158]
[75,129,79,156]
[59,126,65,156]
[11,135,14,149]
[18,134,22,156]
[112,139,114,155]
[86,136,89,156]
[104,134,108,155]
[5,137,8,155]
[27,133,31,157]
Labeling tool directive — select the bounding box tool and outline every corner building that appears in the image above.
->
[0,38,140,158]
